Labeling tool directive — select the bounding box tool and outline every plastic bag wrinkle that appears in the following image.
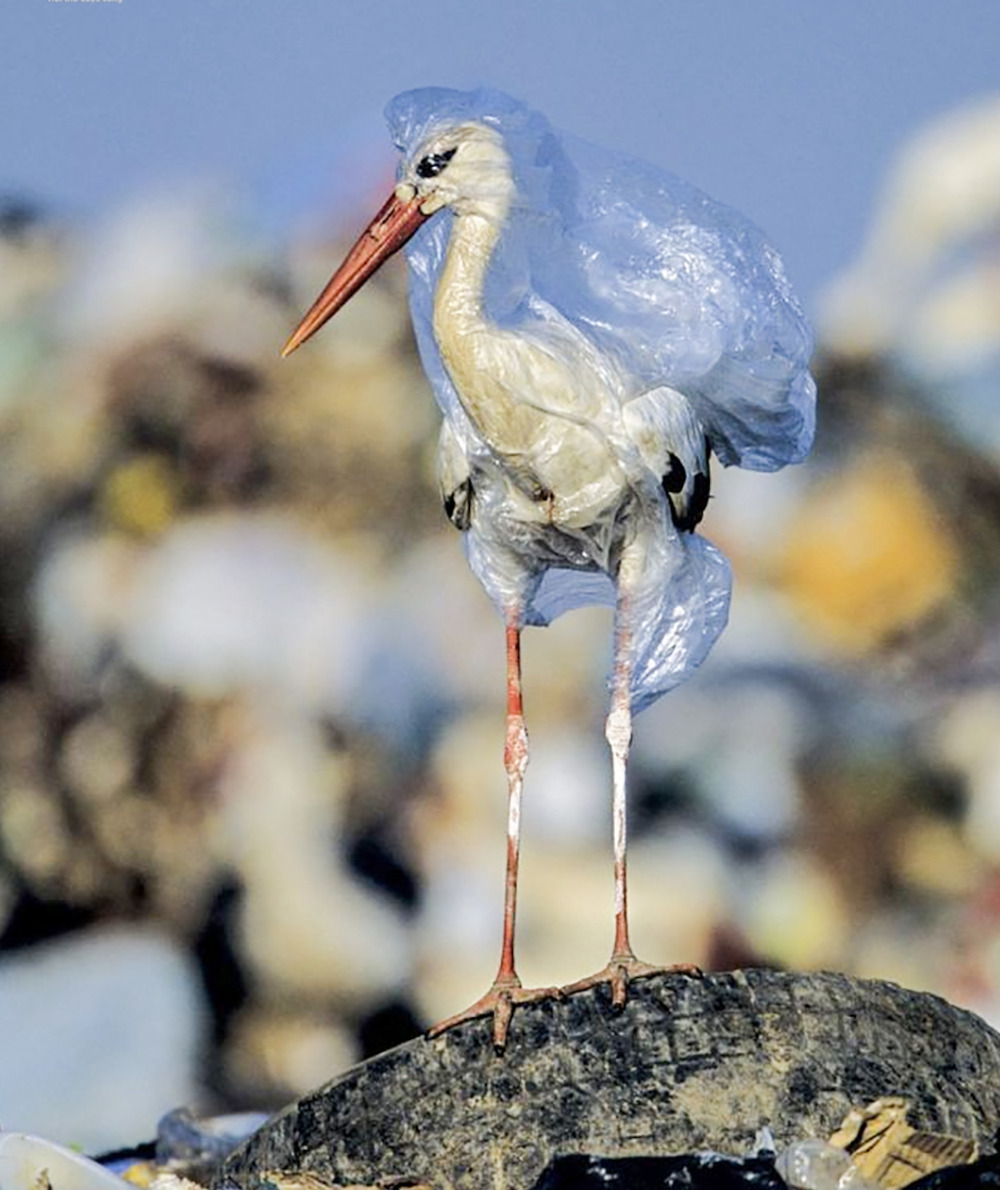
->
[385,86,813,711]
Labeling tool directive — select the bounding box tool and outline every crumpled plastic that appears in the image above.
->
[386,86,815,711]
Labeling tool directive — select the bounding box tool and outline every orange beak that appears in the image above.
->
[281,189,430,357]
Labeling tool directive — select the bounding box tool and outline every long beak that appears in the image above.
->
[281,189,429,357]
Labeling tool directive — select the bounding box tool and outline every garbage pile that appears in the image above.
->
[0,95,999,1150]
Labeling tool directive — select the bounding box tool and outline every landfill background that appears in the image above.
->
[3,13,1000,1163]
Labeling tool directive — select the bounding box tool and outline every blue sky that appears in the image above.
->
[4,0,999,313]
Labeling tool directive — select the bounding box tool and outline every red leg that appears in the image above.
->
[427,619,562,1051]
[564,589,699,1006]
[498,618,526,983]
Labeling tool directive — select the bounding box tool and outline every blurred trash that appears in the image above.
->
[3,89,1000,1137]
[0,1131,127,1190]
[0,929,205,1153]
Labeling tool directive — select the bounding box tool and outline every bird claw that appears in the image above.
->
[563,955,702,1010]
[427,978,565,1052]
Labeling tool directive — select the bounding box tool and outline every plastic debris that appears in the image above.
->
[777,1138,877,1189]
[0,1130,128,1190]
[154,1108,269,1168]
[100,1109,268,1187]
[531,1152,787,1189]
[0,929,203,1155]
[755,1127,778,1159]
[829,1098,978,1189]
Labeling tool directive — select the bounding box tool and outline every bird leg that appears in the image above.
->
[427,619,562,1052]
[564,590,700,1007]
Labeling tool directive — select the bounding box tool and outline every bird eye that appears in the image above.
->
[416,148,457,179]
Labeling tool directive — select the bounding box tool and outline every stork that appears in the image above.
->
[283,87,815,1050]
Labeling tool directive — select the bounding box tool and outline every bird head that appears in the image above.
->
[398,122,515,222]
[282,119,515,356]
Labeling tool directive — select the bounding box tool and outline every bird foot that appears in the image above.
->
[562,954,701,1010]
[426,976,565,1052]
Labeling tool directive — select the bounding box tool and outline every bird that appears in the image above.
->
[282,87,815,1050]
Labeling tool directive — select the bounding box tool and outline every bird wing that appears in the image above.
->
[623,386,710,530]
[437,420,473,531]
[530,130,816,472]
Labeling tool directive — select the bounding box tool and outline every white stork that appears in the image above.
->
[283,87,815,1050]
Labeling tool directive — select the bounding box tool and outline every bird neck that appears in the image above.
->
[432,205,505,338]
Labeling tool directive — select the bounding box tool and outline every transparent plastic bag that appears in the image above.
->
[386,87,815,708]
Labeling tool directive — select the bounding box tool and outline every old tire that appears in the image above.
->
[218,968,1000,1190]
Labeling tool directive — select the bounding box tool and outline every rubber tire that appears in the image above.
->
[218,969,1000,1190]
